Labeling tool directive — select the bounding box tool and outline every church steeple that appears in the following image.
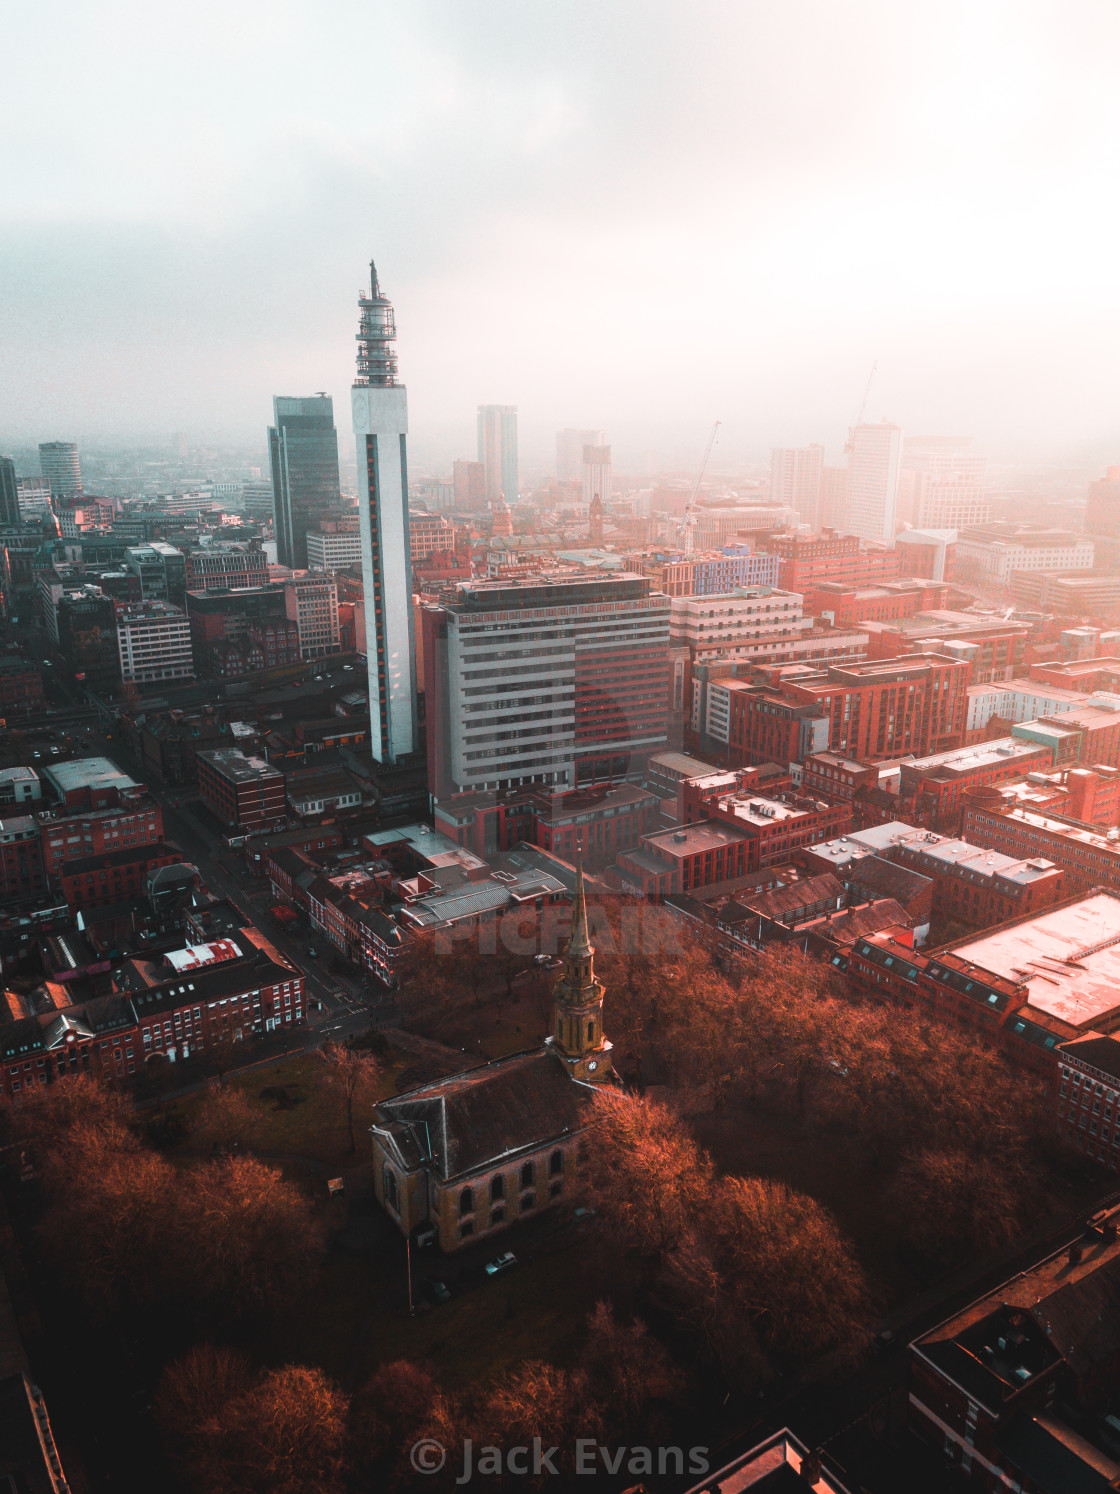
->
[550,856,612,1083]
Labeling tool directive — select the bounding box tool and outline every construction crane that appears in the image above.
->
[844,362,877,454]
[682,420,722,557]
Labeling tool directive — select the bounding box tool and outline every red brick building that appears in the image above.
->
[802,579,949,627]
[120,929,305,1061]
[0,815,47,904]
[962,800,1120,898]
[0,655,45,717]
[909,1211,1120,1490]
[800,753,880,801]
[717,654,971,765]
[755,531,901,592]
[197,748,286,833]
[40,794,164,879]
[896,737,1055,830]
[57,841,182,910]
[0,993,138,1099]
[433,782,660,865]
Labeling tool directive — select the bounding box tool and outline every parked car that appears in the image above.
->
[485,1251,517,1277]
[343,663,354,670]
[424,1279,451,1305]
[413,1224,438,1249]
[307,945,319,959]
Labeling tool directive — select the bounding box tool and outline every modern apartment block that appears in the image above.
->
[116,602,194,685]
[477,404,518,505]
[846,422,902,546]
[769,444,824,528]
[422,571,671,797]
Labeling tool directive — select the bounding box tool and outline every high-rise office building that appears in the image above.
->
[769,444,824,529]
[38,442,82,504]
[819,465,850,531]
[846,422,902,546]
[422,572,671,798]
[352,261,417,765]
[477,405,518,505]
[0,457,18,527]
[557,428,604,482]
[16,479,54,525]
[581,444,612,511]
[268,395,342,570]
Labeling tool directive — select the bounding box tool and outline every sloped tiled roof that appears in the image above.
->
[375,1049,589,1181]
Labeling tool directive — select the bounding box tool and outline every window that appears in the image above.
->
[383,1166,399,1212]
[459,1187,474,1217]
[490,1174,505,1202]
[459,1220,474,1238]
[520,1161,534,1189]
[549,1149,563,1177]
[549,1181,562,1198]
[520,1193,535,1212]
[490,1205,505,1226]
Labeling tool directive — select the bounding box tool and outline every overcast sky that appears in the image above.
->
[3,1,1120,472]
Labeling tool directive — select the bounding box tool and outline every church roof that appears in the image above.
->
[373,1048,590,1182]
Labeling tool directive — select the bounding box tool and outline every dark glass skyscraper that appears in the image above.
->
[268,395,342,569]
[0,456,19,527]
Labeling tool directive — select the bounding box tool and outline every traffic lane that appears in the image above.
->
[152,796,346,1013]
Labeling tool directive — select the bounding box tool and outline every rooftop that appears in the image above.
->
[198,748,282,784]
[643,822,754,856]
[42,756,137,798]
[946,893,1120,1029]
[647,751,721,779]
[904,738,1046,775]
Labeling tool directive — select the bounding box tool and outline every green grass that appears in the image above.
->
[170,1051,408,1170]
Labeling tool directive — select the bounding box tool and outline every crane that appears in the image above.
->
[844,362,877,454]
[682,420,722,557]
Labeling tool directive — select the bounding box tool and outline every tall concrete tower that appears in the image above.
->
[352,261,417,765]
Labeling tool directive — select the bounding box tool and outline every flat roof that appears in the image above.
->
[42,756,137,796]
[715,794,827,828]
[647,751,721,779]
[947,893,1120,1028]
[644,821,752,854]
[198,748,280,783]
[982,805,1119,853]
[905,738,1044,773]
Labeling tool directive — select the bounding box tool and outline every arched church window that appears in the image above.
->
[459,1187,473,1217]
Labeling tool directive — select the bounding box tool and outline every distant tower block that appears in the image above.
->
[352,261,418,765]
[589,494,604,545]
[582,444,611,513]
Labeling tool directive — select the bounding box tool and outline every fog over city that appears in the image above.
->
[4,0,1120,469]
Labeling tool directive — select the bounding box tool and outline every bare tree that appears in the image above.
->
[193,1364,348,1494]
[319,1040,383,1153]
[190,1086,266,1155]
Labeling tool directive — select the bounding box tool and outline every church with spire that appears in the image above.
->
[369,861,613,1251]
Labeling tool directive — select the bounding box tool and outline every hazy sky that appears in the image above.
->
[4,1,1120,472]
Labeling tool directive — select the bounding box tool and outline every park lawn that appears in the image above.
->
[260,1229,603,1395]
[171,1051,408,1170]
[694,1108,921,1307]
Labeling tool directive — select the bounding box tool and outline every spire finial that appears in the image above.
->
[565,851,593,966]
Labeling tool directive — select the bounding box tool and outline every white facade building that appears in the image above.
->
[581,443,612,511]
[669,587,804,647]
[352,261,418,764]
[769,444,824,528]
[116,603,194,685]
[846,423,902,546]
[953,531,1094,586]
[306,529,363,571]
